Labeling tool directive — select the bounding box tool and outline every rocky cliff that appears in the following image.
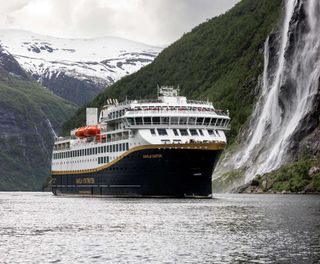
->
[213,0,320,192]
[0,47,76,190]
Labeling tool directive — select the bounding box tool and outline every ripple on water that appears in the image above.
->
[0,193,319,264]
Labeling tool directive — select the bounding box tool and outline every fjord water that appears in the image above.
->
[0,193,319,263]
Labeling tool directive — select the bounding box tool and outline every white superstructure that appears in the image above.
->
[51,87,230,173]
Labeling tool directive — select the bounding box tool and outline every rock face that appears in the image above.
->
[213,0,320,191]
[0,30,162,105]
[0,47,76,190]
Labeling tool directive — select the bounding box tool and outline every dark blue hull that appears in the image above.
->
[52,146,223,198]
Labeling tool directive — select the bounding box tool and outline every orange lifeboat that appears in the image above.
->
[75,125,100,138]
[75,127,86,138]
[83,125,100,137]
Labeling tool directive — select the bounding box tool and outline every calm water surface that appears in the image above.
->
[0,192,319,264]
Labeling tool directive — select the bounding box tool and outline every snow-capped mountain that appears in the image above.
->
[0,30,162,105]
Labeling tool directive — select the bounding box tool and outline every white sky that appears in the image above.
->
[0,0,239,46]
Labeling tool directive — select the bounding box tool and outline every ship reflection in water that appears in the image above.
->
[0,192,319,263]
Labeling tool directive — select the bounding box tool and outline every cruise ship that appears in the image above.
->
[51,87,231,198]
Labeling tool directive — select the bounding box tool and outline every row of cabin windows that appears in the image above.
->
[108,109,126,120]
[150,128,219,137]
[98,156,110,164]
[127,117,229,127]
[53,143,129,160]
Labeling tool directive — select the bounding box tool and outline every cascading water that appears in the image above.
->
[215,0,320,184]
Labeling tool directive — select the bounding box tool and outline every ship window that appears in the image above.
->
[144,117,151,125]
[161,117,169,125]
[170,117,179,124]
[180,129,189,136]
[188,117,196,125]
[107,156,109,163]
[222,119,228,126]
[173,139,182,144]
[112,145,115,152]
[173,129,179,136]
[210,118,217,126]
[179,117,187,125]
[190,129,198,136]
[157,129,167,136]
[127,118,134,125]
[198,129,204,136]
[208,130,214,136]
[152,116,160,125]
[216,130,221,136]
[150,129,156,135]
[135,117,143,125]
[196,117,204,125]
[126,143,129,150]
[204,118,211,126]
[116,144,119,152]
[161,139,170,144]
[103,146,106,153]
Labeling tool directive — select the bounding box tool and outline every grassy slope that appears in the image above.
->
[63,0,282,144]
[254,156,320,193]
[0,75,76,190]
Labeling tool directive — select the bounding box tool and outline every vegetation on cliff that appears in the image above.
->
[252,156,320,193]
[0,54,76,190]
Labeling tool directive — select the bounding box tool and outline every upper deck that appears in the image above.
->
[99,86,230,130]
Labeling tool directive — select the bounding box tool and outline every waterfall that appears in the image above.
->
[46,119,58,139]
[217,0,320,183]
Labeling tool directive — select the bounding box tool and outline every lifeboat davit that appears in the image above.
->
[75,125,100,138]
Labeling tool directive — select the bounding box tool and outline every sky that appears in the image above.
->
[0,0,239,46]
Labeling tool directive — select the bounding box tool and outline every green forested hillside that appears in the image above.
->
[63,0,282,143]
[0,54,76,190]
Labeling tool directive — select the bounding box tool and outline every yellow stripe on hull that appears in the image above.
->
[51,142,225,175]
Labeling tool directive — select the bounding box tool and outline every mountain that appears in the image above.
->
[0,46,76,191]
[62,0,282,143]
[0,30,162,105]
